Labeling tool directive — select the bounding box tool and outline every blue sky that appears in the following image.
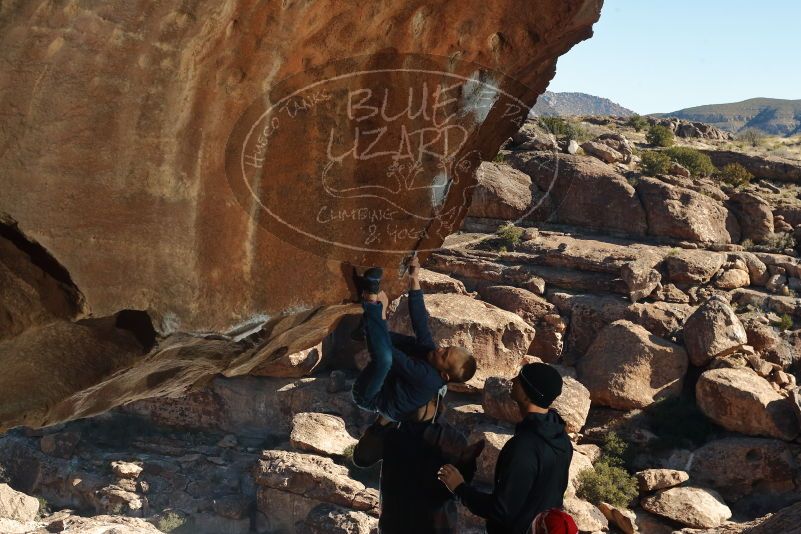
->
[548,1,801,114]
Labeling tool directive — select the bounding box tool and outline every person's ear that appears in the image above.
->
[440,371,450,382]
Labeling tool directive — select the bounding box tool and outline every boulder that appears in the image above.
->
[576,320,688,410]
[636,178,739,244]
[563,496,608,532]
[389,293,535,390]
[95,485,145,517]
[664,250,726,284]
[567,452,595,495]
[689,437,801,508]
[596,132,634,163]
[640,486,732,529]
[510,121,558,151]
[581,141,625,164]
[713,267,750,289]
[696,368,800,441]
[635,469,689,493]
[36,514,163,534]
[552,292,694,364]
[634,509,675,534]
[0,484,39,522]
[482,375,590,434]
[467,162,534,221]
[729,191,774,243]
[477,285,566,362]
[251,343,324,378]
[254,450,378,531]
[670,161,691,177]
[467,424,513,484]
[290,413,358,457]
[745,501,801,534]
[111,461,143,480]
[597,502,637,534]
[482,377,521,424]
[418,269,468,295]
[125,374,374,439]
[506,152,648,236]
[39,430,81,459]
[683,296,747,366]
[729,252,770,286]
[567,139,580,154]
[551,375,592,435]
[297,503,378,534]
[702,150,801,182]
[620,256,662,303]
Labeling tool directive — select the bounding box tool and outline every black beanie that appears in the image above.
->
[518,363,563,408]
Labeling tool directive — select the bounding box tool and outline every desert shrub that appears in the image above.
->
[764,232,797,252]
[496,222,524,248]
[776,313,794,331]
[646,396,716,449]
[576,433,637,507]
[640,150,672,176]
[539,116,568,136]
[155,511,186,533]
[646,125,675,147]
[36,496,51,519]
[664,146,716,176]
[564,122,591,143]
[627,114,649,132]
[717,162,753,187]
[576,461,638,508]
[600,432,628,466]
[538,117,590,141]
[737,129,765,148]
[493,152,506,163]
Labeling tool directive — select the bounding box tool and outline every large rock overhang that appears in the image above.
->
[0,0,603,430]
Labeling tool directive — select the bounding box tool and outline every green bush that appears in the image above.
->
[156,511,186,533]
[664,146,716,176]
[576,461,638,507]
[640,150,672,176]
[493,152,506,163]
[777,313,794,331]
[646,125,675,147]
[36,496,51,519]
[627,114,649,132]
[763,232,797,252]
[575,431,638,508]
[717,162,753,187]
[600,432,628,464]
[538,117,590,142]
[496,223,524,248]
[539,116,568,136]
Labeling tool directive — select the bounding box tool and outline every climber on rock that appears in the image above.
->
[350,255,477,459]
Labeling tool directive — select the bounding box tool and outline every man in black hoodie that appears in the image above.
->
[437,363,573,534]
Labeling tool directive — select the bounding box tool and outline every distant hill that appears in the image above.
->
[531,91,635,118]
[654,98,801,136]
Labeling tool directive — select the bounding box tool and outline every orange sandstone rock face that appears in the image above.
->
[0,1,602,430]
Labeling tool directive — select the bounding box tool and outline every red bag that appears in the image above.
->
[531,508,578,534]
